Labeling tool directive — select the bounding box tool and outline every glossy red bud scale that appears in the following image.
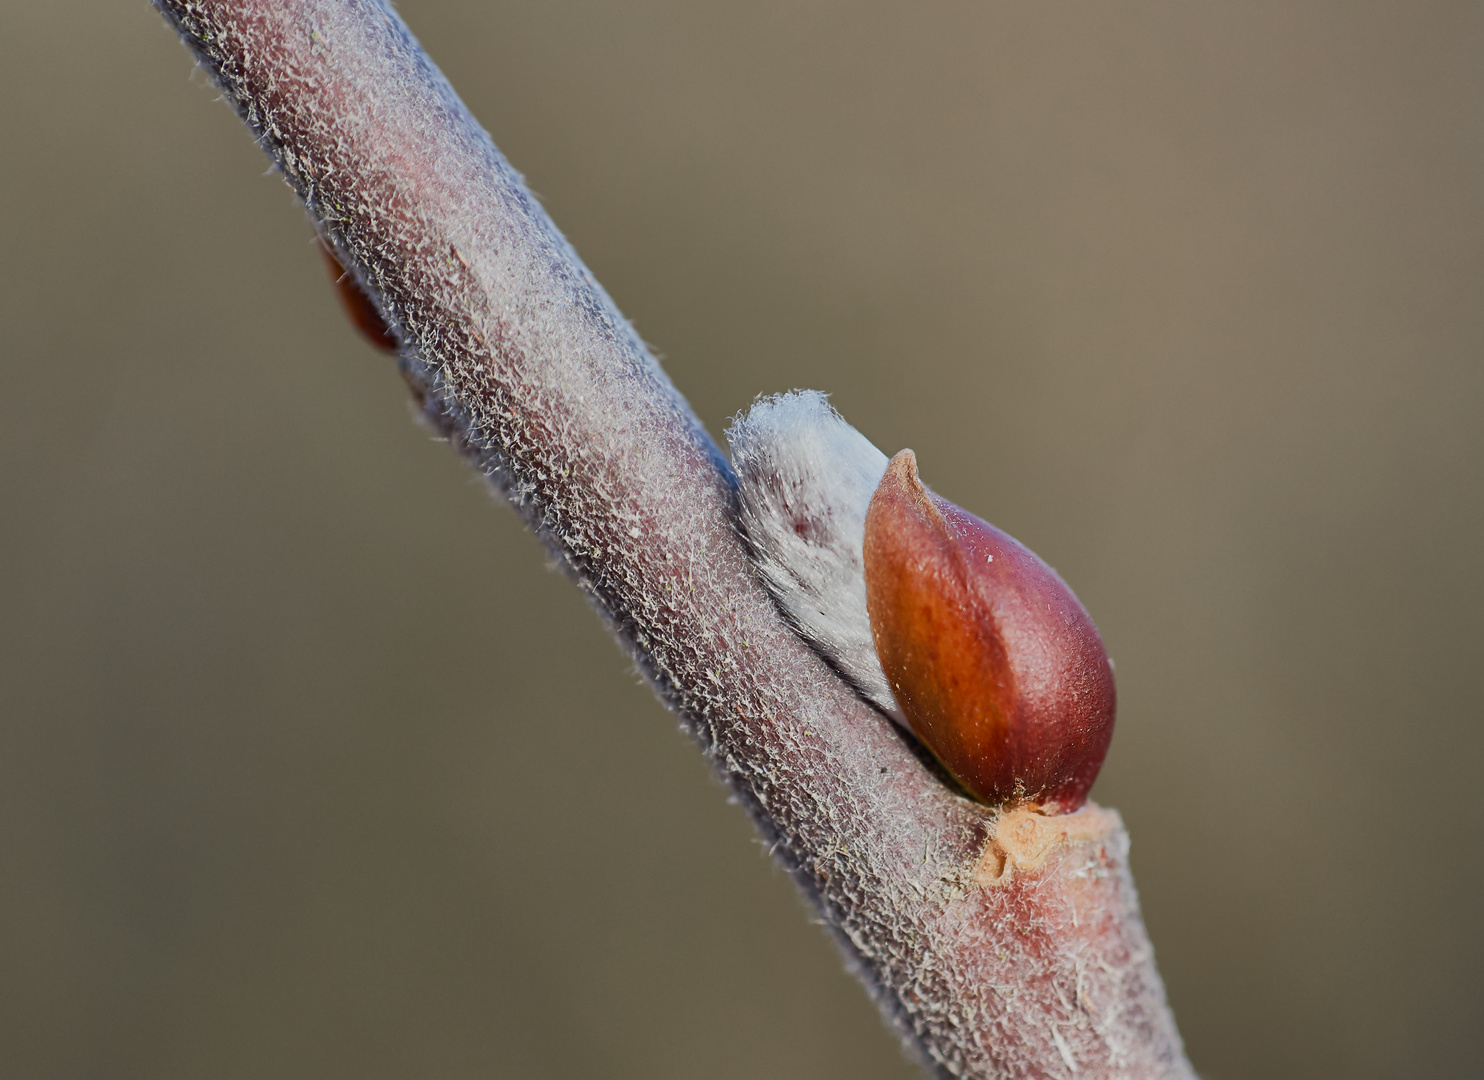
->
[863,451,1115,814]
[320,244,398,352]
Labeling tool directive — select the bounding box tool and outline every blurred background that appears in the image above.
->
[2,1,1481,1077]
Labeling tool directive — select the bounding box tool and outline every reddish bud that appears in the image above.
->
[320,244,398,352]
[863,450,1114,813]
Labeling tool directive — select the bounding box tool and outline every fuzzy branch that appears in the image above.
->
[151,2,1193,1076]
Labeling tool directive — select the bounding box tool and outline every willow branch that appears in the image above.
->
[151,3,1193,1076]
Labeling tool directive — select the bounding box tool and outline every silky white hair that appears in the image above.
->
[727,391,902,720]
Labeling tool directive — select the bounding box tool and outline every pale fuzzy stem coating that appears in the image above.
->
[151,3,1194,1076]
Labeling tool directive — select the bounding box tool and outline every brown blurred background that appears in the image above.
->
[2,1,1481,1077]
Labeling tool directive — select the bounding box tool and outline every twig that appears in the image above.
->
[150,3,1193,1076]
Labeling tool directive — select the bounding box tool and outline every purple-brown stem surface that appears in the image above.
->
[151,3,1193,1076]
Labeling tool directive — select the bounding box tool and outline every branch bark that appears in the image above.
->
[151,3,1193,1076]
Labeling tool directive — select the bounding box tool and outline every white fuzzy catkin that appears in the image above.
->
[727,392,902,720]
